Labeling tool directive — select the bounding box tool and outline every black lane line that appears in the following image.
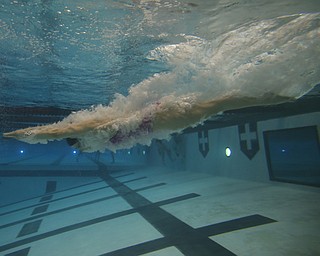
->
[135,183,166,192]
[99,215,276,256]
[112,172,135,179]
[0,180,104,210]
[17,181,56,241]
[0,183,170,230]
[17,220,42,238]
[11,182,54,255]
[99,171,235,256]
[99,237,169,256]
[0,185,109,217]
[45,181,57,194]
[39,195,53,202]
[122,177,147,183]
[4,247,30,256]
[31,205,49,215]
[152,193,199,206]
[197,214,276,236]
[0,193,199,253]
[0,194,117,229]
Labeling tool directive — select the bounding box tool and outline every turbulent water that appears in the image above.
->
[1,1,320,151]
[49,12,319,151]
[0,0,319,108]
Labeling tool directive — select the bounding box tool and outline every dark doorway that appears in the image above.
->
[264,126,320,187]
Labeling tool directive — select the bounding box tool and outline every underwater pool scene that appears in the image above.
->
[0,1,320,255]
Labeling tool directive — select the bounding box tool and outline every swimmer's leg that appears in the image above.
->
[153,92,294,131]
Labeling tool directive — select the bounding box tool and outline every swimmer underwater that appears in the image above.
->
[3,13,320,152]
[0,93,308,152]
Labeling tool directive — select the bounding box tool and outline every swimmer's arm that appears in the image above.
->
[3,119,102,143]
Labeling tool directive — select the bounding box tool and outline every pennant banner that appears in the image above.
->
[238,122,259,160]
[198,130,209,158]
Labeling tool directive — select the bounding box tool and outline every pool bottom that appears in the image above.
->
[0,166,319,256]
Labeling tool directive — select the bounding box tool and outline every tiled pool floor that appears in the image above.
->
[1,167,319,256]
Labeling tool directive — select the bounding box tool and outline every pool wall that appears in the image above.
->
[148,111,320,183]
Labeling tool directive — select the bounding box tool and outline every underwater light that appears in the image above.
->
[73,150,77,154]
[20,150,24,154]
[225,147,232,157]
[142,150,146,155]
[128,150,131,155]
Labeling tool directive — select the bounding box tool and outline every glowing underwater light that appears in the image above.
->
[225,147,231,157]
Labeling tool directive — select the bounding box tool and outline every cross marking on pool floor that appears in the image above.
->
[1,164,276,256]
[96,162,276,256]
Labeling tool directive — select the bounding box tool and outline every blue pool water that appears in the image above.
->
[1,0,319,108]
[0,1,320,255]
